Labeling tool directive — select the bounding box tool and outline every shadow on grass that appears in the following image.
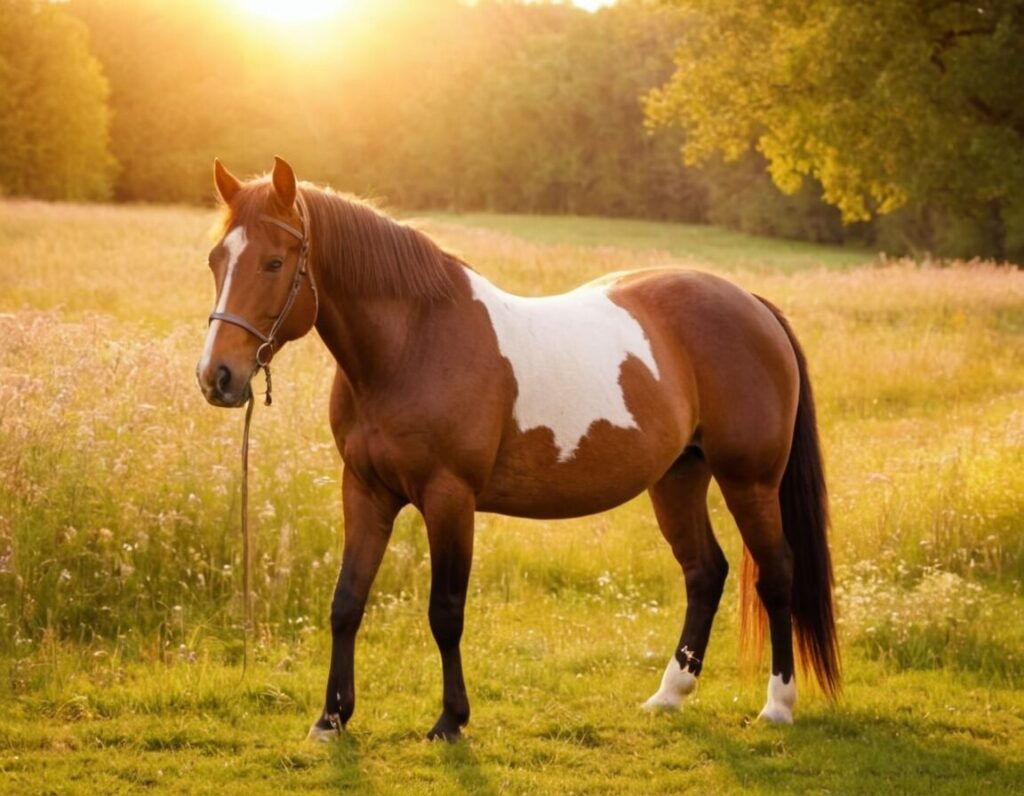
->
[327,732,373,792]
[324,730,493,794]
[682,709,1023,792]
[436,740,496,795]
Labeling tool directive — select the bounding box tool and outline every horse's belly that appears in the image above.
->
[477,476,647,520]
[476,417,684,519]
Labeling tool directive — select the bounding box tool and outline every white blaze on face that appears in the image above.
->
[466,269,660,461]
[758,672,796,724]
[199,226,249,374]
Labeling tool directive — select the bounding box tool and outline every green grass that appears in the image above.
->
[3,604,1024,794]
[1,199,1023,793]
[421,211,873,272]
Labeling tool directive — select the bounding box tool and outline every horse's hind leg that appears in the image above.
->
[643,451,728,711]
[717,476,796,724]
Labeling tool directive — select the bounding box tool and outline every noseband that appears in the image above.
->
[208,193,319,405]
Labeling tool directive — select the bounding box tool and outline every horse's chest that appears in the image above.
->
[468,273,660,461]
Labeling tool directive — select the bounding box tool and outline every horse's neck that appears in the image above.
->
[312,294,410,388]
[311,263,469,389]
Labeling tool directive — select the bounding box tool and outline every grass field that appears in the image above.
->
[423,212,873,272]
[1,199,1023,793]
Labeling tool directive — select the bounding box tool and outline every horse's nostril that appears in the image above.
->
[216,365,232,395]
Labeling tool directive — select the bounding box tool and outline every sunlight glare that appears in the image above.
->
[234,0,349,24]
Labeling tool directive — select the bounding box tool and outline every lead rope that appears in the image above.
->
[239,286,279,675]
[240,363,273,678]
[240,393,255,676]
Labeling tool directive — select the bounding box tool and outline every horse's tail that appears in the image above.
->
[740,297,841,699]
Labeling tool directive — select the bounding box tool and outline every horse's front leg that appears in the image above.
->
[308,469,402,741]
[422,473,476,741]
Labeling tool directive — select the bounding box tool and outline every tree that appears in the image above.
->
[0,0,114,200]
[648,0,1024,257]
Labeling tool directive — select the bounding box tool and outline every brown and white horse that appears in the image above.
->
[197,158,839,741]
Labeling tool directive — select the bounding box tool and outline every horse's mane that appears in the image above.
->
[218,179,458,301]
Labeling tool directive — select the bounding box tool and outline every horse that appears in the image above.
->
[196,157,840,741]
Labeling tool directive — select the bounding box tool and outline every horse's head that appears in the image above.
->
[197,157,318,407]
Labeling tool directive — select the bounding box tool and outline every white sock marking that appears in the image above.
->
[199,226,249,375]
[758,672,796,724]
[466,269,660,461]
[642,656,697,711]
[306,719,339,743]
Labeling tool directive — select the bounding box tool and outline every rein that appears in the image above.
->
[208,194,318,672]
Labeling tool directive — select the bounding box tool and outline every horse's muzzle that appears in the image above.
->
[196,361,252,408]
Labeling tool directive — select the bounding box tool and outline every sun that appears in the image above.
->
[234,0,349,24]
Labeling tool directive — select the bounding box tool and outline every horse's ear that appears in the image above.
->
[271,156,297,210]
[214,158,242,205]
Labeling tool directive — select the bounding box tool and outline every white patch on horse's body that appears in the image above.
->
[758,673,796,724]
[199,226,249,373]
[642,656,697,711]
[465,269,660,461]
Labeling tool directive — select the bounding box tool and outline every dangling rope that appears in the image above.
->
[239,365,272,678]
[240,393,255,675]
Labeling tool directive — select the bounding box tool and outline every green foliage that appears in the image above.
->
[67,0,706,217]
[61,0,860,243]
[697,153,853,244]
[69,0,290,203]
[0,0,115,199]
[1,0,1010,258]
[649,0,1024,258]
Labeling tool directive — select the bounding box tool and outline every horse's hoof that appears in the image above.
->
[426,714,464,742]
[641,694,682,712]
[426,727,462,742]
[757,706,794,725]
[306,715,342,742]
[642,659,696,712]
[757,673,795,725]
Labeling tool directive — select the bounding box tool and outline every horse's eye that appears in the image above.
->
[265,258,284,272]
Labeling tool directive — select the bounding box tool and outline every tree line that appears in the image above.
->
[3,0,1022,260]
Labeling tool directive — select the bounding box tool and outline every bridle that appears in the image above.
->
[208,192,319,406]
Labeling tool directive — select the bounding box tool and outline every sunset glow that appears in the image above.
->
[234,0,615,25]
[234,0,350,24]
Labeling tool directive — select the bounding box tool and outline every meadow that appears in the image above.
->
[1,198,1023,793]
